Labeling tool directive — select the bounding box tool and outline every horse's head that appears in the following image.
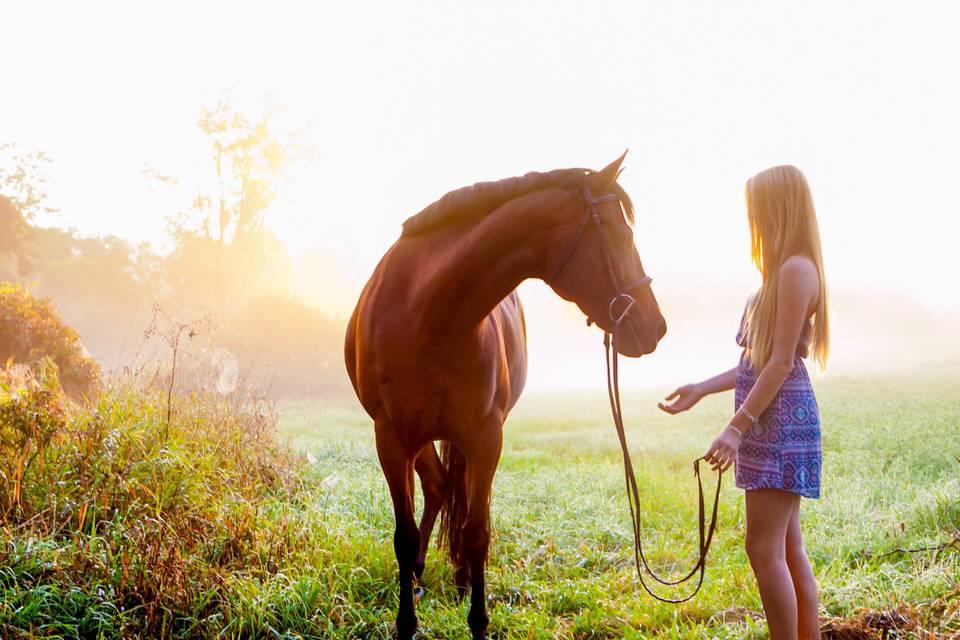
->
[545,152,667,357]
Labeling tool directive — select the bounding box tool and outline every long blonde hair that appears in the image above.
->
[743,165,830,371]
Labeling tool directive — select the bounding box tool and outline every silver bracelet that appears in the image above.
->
[739,406,758,425]
[726,424,744,440]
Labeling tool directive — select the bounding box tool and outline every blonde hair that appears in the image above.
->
[743,165,830,371]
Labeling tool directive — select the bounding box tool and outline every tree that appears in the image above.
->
[149,99,309,309]
[0,196,33,277]
[0,282,101,399]
[171,98,307,246]
[0,143,58,222]
[0,143,58,277]
[27,227,158,365]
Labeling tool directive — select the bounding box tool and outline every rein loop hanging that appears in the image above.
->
[605,319,722,603]
[554,172,723,603]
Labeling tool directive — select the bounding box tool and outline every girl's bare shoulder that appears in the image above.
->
[779,255,820,307]
[780,254,818,281]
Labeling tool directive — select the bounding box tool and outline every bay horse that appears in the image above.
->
[344,153,667,639]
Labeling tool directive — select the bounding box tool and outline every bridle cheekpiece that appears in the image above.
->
[549,173,652,326]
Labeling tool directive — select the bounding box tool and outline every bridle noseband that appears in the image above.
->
[550,173,722,604]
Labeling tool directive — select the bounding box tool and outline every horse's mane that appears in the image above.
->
[401,167,635,236]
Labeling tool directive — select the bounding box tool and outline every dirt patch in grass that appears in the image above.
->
[821,607,919,639]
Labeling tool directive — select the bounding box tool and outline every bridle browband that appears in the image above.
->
[550,173,722,604]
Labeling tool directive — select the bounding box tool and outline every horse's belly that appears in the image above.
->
[348,282,528,442]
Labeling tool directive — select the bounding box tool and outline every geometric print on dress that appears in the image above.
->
[733,306,823,499]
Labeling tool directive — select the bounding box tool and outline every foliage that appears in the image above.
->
[218,293,347,396]
[0,360,67,519]
[162,98,309,247]
[161,223,293,312]
[0,195,34,278]
[25,227,163,367]
[155,98,309,319]
[0,143,57,278]
[1,97,341,396]
[0,282,101,399]
[0,142,58,222]
[0,367,309,639]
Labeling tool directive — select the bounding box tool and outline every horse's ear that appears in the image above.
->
[592,149,628,187]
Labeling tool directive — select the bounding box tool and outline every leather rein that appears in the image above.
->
[551,174,722,604]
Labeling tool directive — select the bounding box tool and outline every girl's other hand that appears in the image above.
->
[705,426,741,472]
[657,384,704,414]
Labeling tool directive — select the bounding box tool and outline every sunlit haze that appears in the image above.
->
[3,1,958,389]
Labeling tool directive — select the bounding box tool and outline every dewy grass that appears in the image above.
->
[1,370,958,638]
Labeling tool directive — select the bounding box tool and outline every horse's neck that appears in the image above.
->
[418,194,557,330]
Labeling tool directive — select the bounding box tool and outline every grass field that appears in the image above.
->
[280,368,960,639]
[1,369,957,638]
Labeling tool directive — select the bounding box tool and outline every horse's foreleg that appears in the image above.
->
[414,442,446,584]
[462,427,503,640]
[375,426,420,640]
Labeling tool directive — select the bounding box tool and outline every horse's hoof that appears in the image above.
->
[396,618,417,640]
[468,609,489,639]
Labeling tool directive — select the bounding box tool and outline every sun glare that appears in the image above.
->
[2,1,958,389]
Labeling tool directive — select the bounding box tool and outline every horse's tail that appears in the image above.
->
[437,441,468,569]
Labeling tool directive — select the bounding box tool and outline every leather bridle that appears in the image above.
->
[551,173,722,604]
[549,175,653,325]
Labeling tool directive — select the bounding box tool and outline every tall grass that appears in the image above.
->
[0,364,313,639]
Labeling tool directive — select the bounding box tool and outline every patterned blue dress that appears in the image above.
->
[734,306,822,499]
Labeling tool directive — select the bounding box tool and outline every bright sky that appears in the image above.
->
[3,1,958,388]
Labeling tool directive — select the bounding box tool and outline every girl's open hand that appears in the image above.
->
[657,384,704,414]
[705,427,741,472]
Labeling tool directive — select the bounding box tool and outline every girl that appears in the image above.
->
[658,165,829,640]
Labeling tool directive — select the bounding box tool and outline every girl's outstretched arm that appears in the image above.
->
[696,367,739,395]
[658,367,737,414]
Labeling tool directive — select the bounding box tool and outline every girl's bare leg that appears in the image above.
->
[745,488,800,640]
[785,500,821,639]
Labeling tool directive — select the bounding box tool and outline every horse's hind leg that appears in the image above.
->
[375,425,420,640]
[414,442,445,584]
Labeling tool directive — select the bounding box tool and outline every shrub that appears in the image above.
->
[217,293,346,396]
[0,359,67,519]
[0,368,310,638]
[0,282,101,399]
